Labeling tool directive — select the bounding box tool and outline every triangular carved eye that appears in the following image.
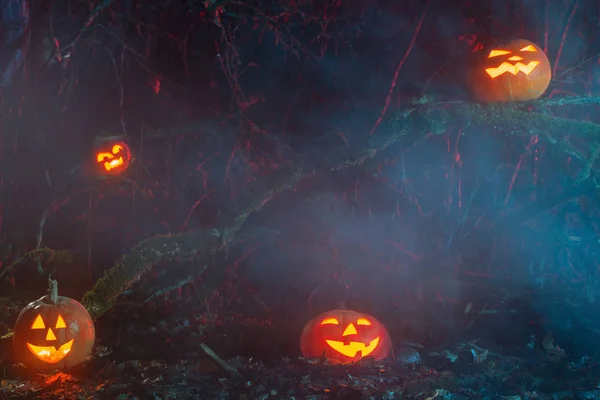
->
[55,315,66,329]
[520,44,537,52]
[488,49,511,58]
[31,314,46,329]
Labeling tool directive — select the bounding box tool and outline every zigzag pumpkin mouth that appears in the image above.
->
[485,61,540,78]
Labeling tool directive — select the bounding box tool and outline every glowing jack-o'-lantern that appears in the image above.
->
[13,279,95,373]
[95,141,131,174]
[469,39,551,103]
[300,309,391,363]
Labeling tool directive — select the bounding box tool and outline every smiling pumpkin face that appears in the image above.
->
[95,141,131,174]
[300,309,391,363]
[26,313,74,364]
[13,295,95,373]
[469,38,551,102]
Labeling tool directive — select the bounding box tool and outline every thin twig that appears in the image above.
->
[576,143,600,185]
[48,0,119,63]
[199,341,242,378]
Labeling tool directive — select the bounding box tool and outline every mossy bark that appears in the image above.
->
[80,96,600,320]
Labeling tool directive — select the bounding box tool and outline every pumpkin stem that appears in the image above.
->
[48,277,59,304]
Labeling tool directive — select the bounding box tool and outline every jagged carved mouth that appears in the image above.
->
[485,61,540,78]
[325,337,380,358]
[104,157,124,171]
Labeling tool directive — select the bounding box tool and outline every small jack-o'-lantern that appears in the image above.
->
[13,279,95,373]
[300,309,391,363]
[469,38,551,102]
[95,141,131,174]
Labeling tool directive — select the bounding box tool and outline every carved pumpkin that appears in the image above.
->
[95,141,131,174]
[13,280,95,373]
[300,309,391,363]
[469,39,551,103]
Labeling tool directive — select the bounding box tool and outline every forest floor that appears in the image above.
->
[1,297,599,400]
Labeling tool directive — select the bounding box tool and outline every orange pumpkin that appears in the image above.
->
[95,141,131,174]
[13,280,95,373]
[468,38,551,103]
[300,309,391,363]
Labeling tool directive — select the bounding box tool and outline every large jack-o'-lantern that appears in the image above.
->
[13,279,95,373]
[468,38,551,103]
[300,309,391,363]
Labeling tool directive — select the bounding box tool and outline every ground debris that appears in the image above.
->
[2,299,600,399]
[1,348,599,399]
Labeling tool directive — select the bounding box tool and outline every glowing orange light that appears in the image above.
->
[488,49,511,57]
[485,61,540,78]
[13,289,96,373]
[25,314,73,364]
[485,45,540,78]
[95,142,131,174]
[325,336,380,358]
[31,314,45,329]
[469,39,551,103]
[519,44,537,52]
[27,340,73,364]
[45,328,57,341]
[301,309,391,363]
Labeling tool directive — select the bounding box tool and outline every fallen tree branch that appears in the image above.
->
[81,96,600,320]
[81,229,220,319]
[0,247,74,281]
[454,103,600,137]
[80,115,414,319]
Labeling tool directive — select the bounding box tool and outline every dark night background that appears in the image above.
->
[1,0,600,394]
